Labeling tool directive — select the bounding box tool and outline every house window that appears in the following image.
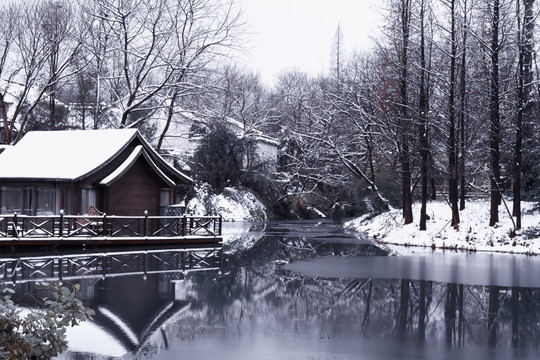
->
[81,189,96,214]
[23,187,33,215]
[1,186,23,214]
[160,189,171,207]
[36,187,55,215]
[1,187,37,215]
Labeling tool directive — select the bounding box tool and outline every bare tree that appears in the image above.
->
[418,0,431,230]
[398,0,414,224]
[84,0,176,128]
[376,0,415,223]
[514,0,535,230]
[0,0,84,144]
[42,0,76,129]
[446,0,460,227]
[458,0,470,211]
[207,65,275,134]
[78,0,115,129]
[156,0,244,150]
[0,4,16,144]
[489,0,501,226]
[270,70,324,193]
[82,0,243,137]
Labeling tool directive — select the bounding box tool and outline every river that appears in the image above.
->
[3,220,540,359]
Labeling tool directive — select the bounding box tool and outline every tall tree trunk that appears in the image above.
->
[157,89,179,151]
[400,0,413,225]
[94,73,101,129]
[515,0,524,230]
[419,0,429,231]
[511,287,519,347]
[81,105,86,130]
[514,0,535,230]
[418,280,427,342]
[397,279,410,340]
[458,284,464,345]
[445,283,458,346]
[362,280,373,333]
[50,90,57,129]
[459,0,468,211]
[1,94,10,144]
[487,285,499,347]
[448,0,460,227]
[489,0,501,227]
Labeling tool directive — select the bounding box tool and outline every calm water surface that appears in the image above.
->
[3,220,540,359]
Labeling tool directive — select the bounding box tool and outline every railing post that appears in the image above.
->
[103,213,107,236]
[12,213,17,238]
[182,215,187,236]
[58,258,63,283]
[181,250,186,270]
[144,210,148,237]
[219,215,223,236]
[59,209,64,237]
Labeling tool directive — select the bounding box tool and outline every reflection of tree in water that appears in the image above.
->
[135,231,540,358]
[162,266,540,355]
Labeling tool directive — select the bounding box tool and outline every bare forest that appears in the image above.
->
[0,0,539,228]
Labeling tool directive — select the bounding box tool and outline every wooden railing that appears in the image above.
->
[0,248,221,284]
[0,212,222,241]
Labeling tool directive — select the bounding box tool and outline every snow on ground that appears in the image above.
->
[184,184,269,253]
[345,200,540,255]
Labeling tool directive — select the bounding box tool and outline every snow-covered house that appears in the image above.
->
[156,111,279,172]
[0,129,192,216]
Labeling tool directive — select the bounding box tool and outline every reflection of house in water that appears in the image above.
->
[155,110,279,172]
[1,249,219,357]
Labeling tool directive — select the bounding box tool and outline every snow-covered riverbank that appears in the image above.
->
[186,185,268,222]
[345,200,540,255]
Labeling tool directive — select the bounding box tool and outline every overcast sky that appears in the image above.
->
[238,0,381,84]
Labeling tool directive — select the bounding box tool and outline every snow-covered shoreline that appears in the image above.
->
[186,185,268,222]
[345,200,540,256]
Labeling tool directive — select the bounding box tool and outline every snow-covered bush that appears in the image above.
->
[186,184,268,221]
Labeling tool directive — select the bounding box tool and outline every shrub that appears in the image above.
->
[0,282,94,359]
[192,125,245,192]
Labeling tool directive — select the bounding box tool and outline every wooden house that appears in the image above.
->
[0,129,192,216]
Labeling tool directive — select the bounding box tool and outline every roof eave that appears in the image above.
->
[99,145,176,188]
[74,130,139,182]
[135,131,193,184]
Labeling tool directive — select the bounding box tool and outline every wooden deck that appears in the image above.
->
[0,213,222,250]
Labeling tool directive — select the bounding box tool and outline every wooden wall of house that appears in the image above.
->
[106,157,171,216]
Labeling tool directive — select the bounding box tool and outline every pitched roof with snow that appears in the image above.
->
[0,129,192,184]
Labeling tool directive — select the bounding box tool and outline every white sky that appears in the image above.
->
[238,0,382,84]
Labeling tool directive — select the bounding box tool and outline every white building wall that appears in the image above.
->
[155,112,278,173]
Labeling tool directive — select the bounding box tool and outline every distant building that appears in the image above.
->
[0,129,192,216]
[155,111,279,172]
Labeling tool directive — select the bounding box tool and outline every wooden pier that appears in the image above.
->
[0,212,222,250]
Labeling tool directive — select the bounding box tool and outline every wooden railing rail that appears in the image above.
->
[0,213,222,240]
[0,248,222,284]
